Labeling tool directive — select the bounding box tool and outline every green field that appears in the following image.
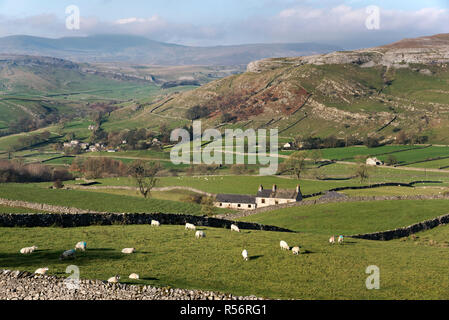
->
[239,200,449,235]
[376,146,449,166]
[1,224,449,299]
[0,184,227,216]
[299,145,424,161]
[77,169,449,196]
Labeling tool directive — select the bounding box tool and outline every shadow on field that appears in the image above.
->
[340,241,357,246]
[301,250,315,255]
[0,249,126,269]
[89,248,115,252]
[141,277,159,281]
[249,255,263,261]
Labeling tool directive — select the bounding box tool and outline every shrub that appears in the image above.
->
[73,157,128,179]
[53,180,64,189]
[0,160,72,183]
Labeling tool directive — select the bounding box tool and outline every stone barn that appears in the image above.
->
[215,194,257,210]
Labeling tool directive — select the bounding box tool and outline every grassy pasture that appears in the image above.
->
[402,224,449,248]
[80,169,449,196]
[239,200,449,235]
[0,184,227,216]
[297,145,423,161]
[341,186,448,197]
[0,224,449,299]
[376,146,449,166]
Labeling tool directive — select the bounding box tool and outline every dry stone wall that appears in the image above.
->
[351,213,449,241]
[0,270,263,300]
[0,212,293,233]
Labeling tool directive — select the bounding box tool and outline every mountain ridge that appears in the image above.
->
[0,34,342,66]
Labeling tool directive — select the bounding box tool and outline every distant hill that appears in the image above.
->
[0,34,341,66]
[0,54,156,130]
[133,33,449,144]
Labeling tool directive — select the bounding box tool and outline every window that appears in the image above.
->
[248,205,252,208]
[220,203,223,207]
[238,204,241,208]
[275,200,279,205]
[261,199,266,204]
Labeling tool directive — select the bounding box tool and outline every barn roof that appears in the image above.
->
[216,194,257,204]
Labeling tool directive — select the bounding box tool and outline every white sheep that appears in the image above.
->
[129,273,140,280]
[292,247,300,255]
[231,224,240,233]
[60,249,76,260]
[338,235,344,245]
[280,241,290,251]
[20,246,38,255]
[242,249,249,261]
[195,231,206,239]
[75,242,87,251]
[35,267,49,275]
[108,275,120,284]
[329,236,336,245]
[185,223,196,231]
[122,248,136,254]
[151,220,161,227]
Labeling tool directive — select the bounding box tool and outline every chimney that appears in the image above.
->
[272,184,277,192]
[258,185,264,192]
[296,185,301,194]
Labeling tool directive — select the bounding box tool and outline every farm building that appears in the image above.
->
[215,194,257,210]
[366,157,384,166]
[256,185,302,208]
[215,184,302,210]
[283,142,293,150]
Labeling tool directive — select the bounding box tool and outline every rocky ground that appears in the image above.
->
[0,270,263,300]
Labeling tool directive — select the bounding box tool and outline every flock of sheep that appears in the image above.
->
[19,220,345,283]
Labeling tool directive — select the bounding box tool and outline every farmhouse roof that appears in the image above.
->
[257,189,300,200]
[216,194,256,204]
[256,185,302,200]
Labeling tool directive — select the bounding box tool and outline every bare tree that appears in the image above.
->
[283,151,307,179]
[310,150,323,165]
[355,164,372,184]
[129,160,161,198]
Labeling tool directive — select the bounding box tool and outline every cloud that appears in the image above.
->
[245,4,449,48]
[0,4,447,49]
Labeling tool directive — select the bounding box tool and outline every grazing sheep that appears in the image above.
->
[231,224,240,233]
[60,249,76,261]
[329,236,336,245]
[35,267,49,275]
[195,231,206,239]
[129,273,140,280]
[292,247,301,255]
[242,249,249,261]
[75,242,87,251]
[20,246,38,255]
[280,241,290,251]
[121,248,136,254]
[108,275,120,284]
[185,223,196,231]
[151,220,161,227]
[338,235,344,245]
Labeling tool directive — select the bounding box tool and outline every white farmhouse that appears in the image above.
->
[215,184,302,210]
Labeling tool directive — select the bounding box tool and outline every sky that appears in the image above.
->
[0,0,448,49]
